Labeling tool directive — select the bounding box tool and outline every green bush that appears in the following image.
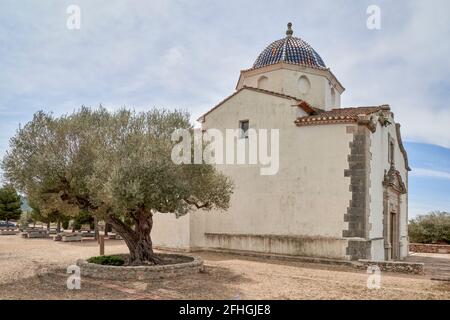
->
[87,255,125,266]
[73,211,94,230]
[62,219,70,230]
[408,211,450,244]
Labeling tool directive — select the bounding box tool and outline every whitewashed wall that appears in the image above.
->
[192,88,353,258]
[152,213,191,250]
[237,64,343,110]
[369,114,409,260]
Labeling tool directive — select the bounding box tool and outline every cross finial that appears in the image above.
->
[286,22,293,36]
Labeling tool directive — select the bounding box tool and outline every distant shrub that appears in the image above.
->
[408,211,450,244]
[62,219,70,230]
[73,211,94,230]
[18,212,33,229]
[87,255,125,266]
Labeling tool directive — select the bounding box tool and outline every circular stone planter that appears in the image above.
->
[76,254,204,280]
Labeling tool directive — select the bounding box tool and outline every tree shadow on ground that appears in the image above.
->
[143,265,253,300]
[0,264,253,300]
[194,251,362,274]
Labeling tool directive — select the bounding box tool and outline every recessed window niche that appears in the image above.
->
[298,75,311,95]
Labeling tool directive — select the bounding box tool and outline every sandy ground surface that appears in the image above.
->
[0,235,449,300]
[406,252,450,280]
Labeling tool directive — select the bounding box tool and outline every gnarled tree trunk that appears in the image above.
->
[107,210,162,265]
[94,216,99,241]
[104,223,109,237]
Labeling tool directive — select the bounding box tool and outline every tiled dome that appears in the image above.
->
[253,23,326,69]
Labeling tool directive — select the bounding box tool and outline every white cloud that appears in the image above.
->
[410,168,450,180]
[316,1,450,148]
[0,0,450,148]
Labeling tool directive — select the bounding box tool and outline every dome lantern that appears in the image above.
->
[286,22,293,37]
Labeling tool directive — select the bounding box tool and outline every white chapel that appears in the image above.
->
[153,23,410,261]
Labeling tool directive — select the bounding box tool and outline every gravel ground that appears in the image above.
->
[0,235,449,300]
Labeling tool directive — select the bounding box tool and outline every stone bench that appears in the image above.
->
[108,233,123,240]
[27,230,50,238]
[81,231,95,238]
[0,226,16,230]
[24,228,43,232]
[0,229,17,235]
[62,233,82,242]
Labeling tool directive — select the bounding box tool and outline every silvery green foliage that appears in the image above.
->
[408,211,450,244]
[2,106,233,222]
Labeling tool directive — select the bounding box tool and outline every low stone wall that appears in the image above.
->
[204,233,348,260]
[357,259,424,274]
[409,243,450,254]
[76,254,204,280]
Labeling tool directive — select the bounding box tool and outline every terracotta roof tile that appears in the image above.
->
[295,105,390,126]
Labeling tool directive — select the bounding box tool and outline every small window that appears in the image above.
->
[330,87,336,107]
[389,140,395,164]
[257,76,269,90]
[298,75,311,94]
[239,120,249,139]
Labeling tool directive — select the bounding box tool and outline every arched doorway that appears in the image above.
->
[383,165,407,260]
[389,207,399,259]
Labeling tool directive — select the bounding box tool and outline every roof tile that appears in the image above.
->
[295,106,390,126]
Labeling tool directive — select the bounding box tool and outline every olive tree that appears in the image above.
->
[3,108,233,265]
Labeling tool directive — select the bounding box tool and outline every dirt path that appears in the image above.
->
[406,253,450,280]
[0,235,449,299]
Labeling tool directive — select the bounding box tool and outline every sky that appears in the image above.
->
[0,0,449,218]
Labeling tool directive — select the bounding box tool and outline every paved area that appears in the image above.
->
[0,235,449,299]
